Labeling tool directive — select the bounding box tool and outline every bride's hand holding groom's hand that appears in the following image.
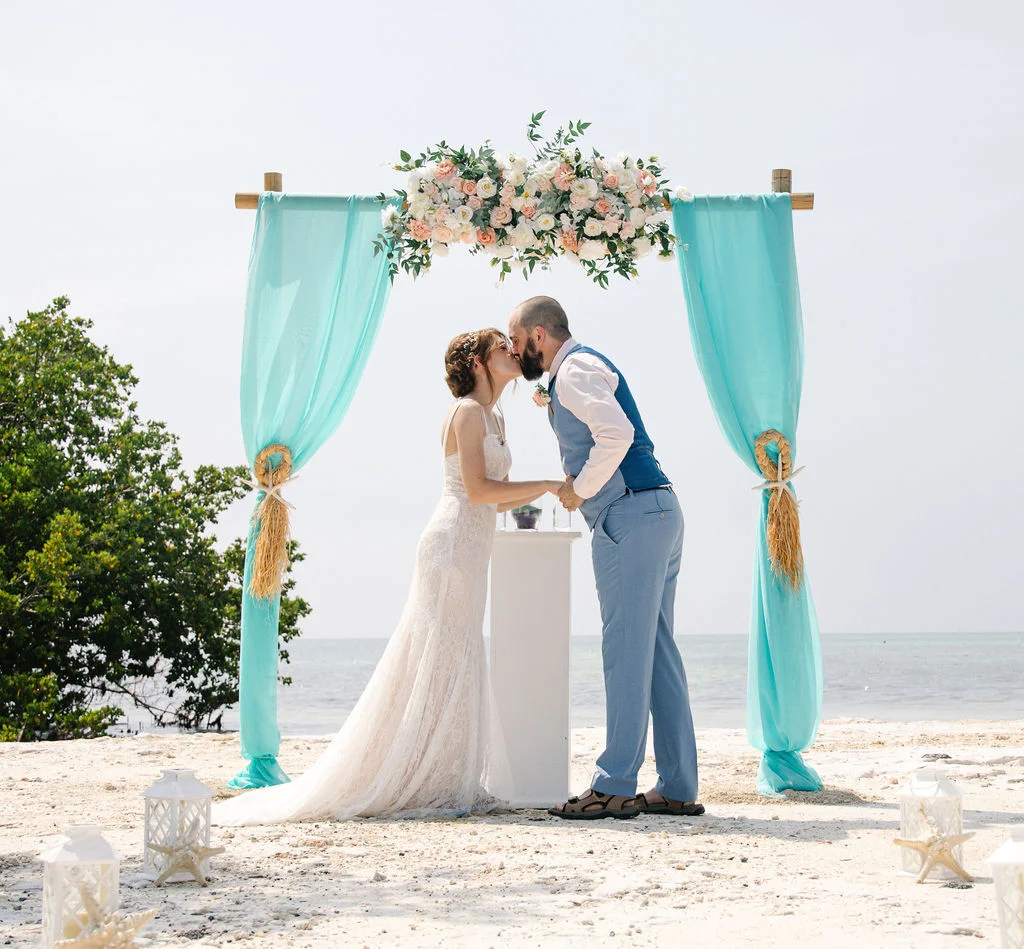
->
[558,477,583,512]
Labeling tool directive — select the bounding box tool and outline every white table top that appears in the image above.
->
[494,529,583,542]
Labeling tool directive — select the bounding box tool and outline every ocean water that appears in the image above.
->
[212,632,1023,736]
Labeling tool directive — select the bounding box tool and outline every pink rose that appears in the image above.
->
[490,205,513,228]
[520,202,537,219]
[603,172,620,190]
[559,229,581,253]
[625,190,643,207]
[477,227,496,246]
[462,179,477,195]
[467,195,483,210]
[594,197,613,216]
[570,194,593,212]
[619,222,637,240]
[435,159,457,182]
[603,217,621,235]
[535,176,553,193]
[432,224,453,243]
[408,219,431,241]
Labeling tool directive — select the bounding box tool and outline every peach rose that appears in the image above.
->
[500,183,516,202]
[467,194,483,210]
[603,172,620,190]
[559,229,581,253]
[603,217,621,235]
[450,176,465,193]
[520,202,537,219]
[535,176,553,193]
[490,205,513,228]
[619,222,637,240]
[594,197,614,216]
[625,190,643,207]
[461,229,476,244]
[432,224,453,243]
[408,219,431,241]
[462,179,477,195]
[477,227,496,246]
[435,159,457,181]
[570,194,593,212]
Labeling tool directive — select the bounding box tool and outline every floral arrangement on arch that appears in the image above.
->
[375,113,691,287]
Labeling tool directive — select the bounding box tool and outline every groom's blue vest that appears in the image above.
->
[548,344,670,528]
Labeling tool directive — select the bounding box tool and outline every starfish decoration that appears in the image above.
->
[893,830,975,883]
[148,838,226,885]
[54,887,155,948]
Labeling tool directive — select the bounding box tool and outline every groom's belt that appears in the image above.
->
[624,484,674,495]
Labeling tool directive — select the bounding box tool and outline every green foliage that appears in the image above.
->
[0,298,310,739]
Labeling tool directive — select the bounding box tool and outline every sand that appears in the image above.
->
[2,719,1022,948]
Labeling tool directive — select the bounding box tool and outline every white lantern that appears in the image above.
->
[989,826,1024,949]
[897,768,968,880]
[142,768,222,885]
[39,824,120,948]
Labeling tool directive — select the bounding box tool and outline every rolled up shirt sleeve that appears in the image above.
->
[555,356,634,499]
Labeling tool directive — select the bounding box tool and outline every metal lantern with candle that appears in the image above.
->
[894,767,974,882]
[989,825,1024,949]
[142,768,223,885]
[39,824,120,947]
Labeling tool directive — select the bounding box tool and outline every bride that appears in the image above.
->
[214,328,563,825]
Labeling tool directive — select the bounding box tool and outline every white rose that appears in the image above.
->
[381,205,399,227]
[617,170,636,193]
[432,242,449,257]
[505,168,526,187]
[584,217,604,237]
[542,159,561,176]
[534,213,556,231]
[633,237,653,259]
[675,187,694,202]
[577,239,608,261]
[509,154,528,173]
[453,205,474,225]
[409,196,432,219]
[494,152,508,169]
[476,177,498,198]
[616,151,634,168]
[510,196,525,211]
[559,213,573,229]
[510,223,537,250]
[495,243,515,259]
[629,208,647,229]
[570,179,590,198]
[592,156,608,173]
[523,176,541,197]
[584,178,600,199]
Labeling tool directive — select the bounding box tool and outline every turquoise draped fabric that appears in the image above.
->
[672,194,823,796]
[230,193,394,789]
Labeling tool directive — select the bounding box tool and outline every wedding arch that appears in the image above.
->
[227,120,821,798]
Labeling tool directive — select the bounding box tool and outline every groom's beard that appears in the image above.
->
[518,343,545,381]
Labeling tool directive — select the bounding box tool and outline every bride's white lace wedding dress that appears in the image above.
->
[213,400,513,825]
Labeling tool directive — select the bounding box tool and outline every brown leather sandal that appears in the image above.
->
[635,792,705,816]
[548,789,640,820]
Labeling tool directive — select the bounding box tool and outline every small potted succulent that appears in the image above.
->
[511,503,542,530]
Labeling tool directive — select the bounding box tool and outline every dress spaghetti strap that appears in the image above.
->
[442,398,468,458]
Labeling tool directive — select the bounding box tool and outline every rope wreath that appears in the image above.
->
[246,443,296,600]
[753,430,805,591]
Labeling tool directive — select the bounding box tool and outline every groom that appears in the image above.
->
[508,296,702,821]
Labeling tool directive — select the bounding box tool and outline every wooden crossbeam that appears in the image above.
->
[234,169,814,210]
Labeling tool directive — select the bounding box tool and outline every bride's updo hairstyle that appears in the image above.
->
[444,328,510,398]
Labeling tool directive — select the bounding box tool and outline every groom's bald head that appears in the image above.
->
[510,296,572,343]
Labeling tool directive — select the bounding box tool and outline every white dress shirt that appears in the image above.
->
[548,338,634,500]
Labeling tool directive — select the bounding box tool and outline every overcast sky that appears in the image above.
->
[2,0,1021,640]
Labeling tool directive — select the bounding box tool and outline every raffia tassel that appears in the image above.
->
[248,443,294,600]
[753,429,805,591]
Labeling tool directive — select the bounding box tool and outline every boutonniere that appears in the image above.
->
[532,383,551,408]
